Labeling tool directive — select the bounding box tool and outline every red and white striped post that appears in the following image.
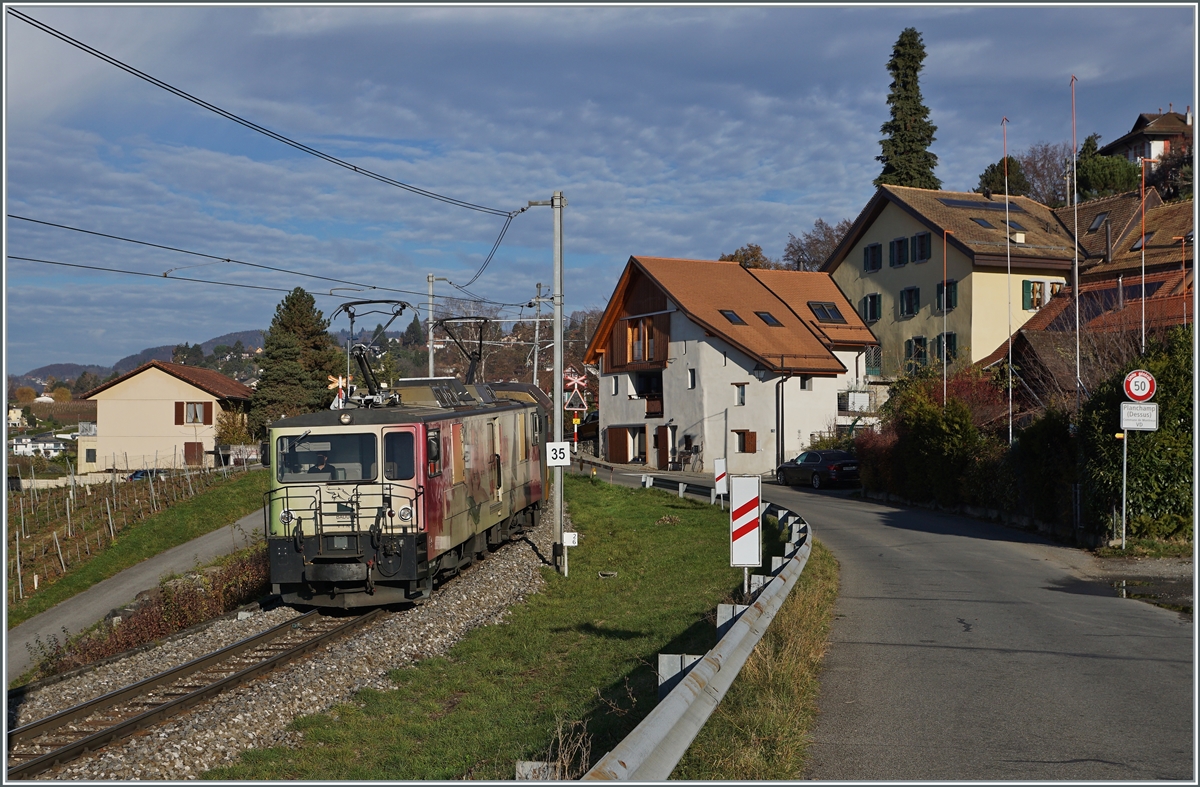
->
[729,475,762,596]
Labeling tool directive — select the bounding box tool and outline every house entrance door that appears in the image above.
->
[655,426,669,469]
[184,442,204,466]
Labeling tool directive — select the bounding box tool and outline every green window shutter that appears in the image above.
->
[936,281,944,311]
[1022,280,1033,310]
[949,281,957,309]
[913,287,920,312]
[911,236,918,261]
[947,333,957,359]
[863,246,870,270]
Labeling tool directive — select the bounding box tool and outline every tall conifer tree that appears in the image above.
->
[874,28,941,189]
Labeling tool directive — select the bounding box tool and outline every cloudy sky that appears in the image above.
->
[4,4,1195,376]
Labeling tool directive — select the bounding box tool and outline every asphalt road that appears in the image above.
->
[592,467,1193,780]
[7,507,266,685]
[773,484,1194,781]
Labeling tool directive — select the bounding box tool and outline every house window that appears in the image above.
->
[688,368,696,389]
[865,346,882,376]
[732,430,757,454]
[936,280,958,312]
[899,287,920,317]
[1131,232,1154,251]
[936,332,958,363]
[755,311,783,327]
[1088,212,1109,232]
[972,218,996,229]
[719,309,747,325]
[611,376,619,396]
[734,383,746,406]
[1050,282,1064,298]
[630,322,643,362]
[85,448,97,463]
[889,238,909,267]
[1022,280,1046,310]
[176,401,213,426]
[904,336,928,369]
[809,302,847,323]
[863,243,883,272]
[1006,220,1026,231]
[911,232,932,262]
[797,375,813,391]
[862,293,882,322]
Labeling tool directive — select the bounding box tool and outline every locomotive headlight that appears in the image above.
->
[339,413,353,424]
[398,506,413,522]
[279,509,295,526]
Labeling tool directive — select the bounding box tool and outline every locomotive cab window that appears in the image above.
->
[426,429,442,477]
[384,432,416,481]
[276,433,377,483]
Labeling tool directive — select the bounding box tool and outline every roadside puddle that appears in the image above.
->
[1110,579,1193,616]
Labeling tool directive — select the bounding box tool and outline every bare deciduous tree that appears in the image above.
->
[783,217,854,271]
[1017,141,1072,207]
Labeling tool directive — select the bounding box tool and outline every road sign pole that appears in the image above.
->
[1122,430,1128,550]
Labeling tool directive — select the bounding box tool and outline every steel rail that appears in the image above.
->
[7,608,382,780]
[583,501,812,780]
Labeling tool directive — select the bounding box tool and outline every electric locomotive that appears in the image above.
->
[263,369,548,608]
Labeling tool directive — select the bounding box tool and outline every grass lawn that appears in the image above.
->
[206,474,840,780]
[7,469,269,629]
[1094,538,1193,558]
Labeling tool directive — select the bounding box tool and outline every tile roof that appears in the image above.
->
[976,268,1193,368]
[1081,199,1193,279]
[746,268,878,348]
[824,185,1078,273]
[587,257,877,375]
[84,360,254,401]
[1099,111,1195,155]
[1052,189,1160,263]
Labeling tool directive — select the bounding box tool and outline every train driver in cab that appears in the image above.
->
[308,453,337,479]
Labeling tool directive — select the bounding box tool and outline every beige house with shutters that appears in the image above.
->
[83,361,253,471]
[822,185,1078,378]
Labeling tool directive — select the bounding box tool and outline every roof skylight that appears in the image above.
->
[719,309,747,325]
[755,311,783,327]
[808,302,847,324]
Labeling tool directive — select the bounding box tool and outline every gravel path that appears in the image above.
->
[15,507,558,780]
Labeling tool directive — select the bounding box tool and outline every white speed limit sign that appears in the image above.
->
[1123,370,1156,402]
[546,441,571,466]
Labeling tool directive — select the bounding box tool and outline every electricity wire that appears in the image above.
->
[8,8,526,285]
[7,214,429,297]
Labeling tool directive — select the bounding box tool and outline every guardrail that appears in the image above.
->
[579,477,812,780]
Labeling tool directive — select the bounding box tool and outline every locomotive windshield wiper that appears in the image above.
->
[287,430,312,452]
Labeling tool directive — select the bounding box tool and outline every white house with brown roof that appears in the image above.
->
[1098,109,1193,164]
[583,256,878,476]
[83,361,253,471]
[823,185,1079,378]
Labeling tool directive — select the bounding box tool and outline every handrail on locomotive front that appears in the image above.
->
[264,483,424,549]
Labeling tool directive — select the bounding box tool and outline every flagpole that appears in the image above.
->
[1003,116,1012,446]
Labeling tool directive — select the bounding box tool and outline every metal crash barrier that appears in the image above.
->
[582,500,811,780]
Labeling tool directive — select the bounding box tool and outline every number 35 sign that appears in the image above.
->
[546,442,571,466]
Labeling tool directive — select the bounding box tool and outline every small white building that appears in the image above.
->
[583,256,879,476]
[9,432,69,458]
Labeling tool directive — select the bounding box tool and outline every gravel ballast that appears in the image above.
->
[14,508,557,780]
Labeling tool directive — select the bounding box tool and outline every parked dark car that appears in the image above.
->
[126,469,169,482]
[776,449,860,489]
[575,411,600,451]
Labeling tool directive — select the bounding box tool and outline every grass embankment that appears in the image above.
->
[18,543,270,686]
[7,469,269,629]
[207,474,840,781]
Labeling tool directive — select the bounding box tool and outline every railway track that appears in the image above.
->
[6,608,383,780]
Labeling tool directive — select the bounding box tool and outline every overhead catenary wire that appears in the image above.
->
[8,214,422,298]
[7,8,526,287]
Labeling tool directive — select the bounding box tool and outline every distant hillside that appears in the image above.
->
[112,345,176,374]
[199,329,265,355]
[19,363,110,384]
[14,329,267,384]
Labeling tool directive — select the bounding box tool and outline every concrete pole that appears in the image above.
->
[427,273,435,378]
[552,191,566,573]
[533,282,543,387]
